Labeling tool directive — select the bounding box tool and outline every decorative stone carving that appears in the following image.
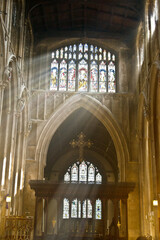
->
[16,84,29,115]
[1,66,12,88]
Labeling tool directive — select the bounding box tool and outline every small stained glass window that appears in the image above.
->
[63,198,69,219]
[90,61,98,92]
[82,200,87,218]
[59,60,67,91]
[71,164,78,182]
[71,199,78,218]
[50,60,58,90]
[88,164,95,182]
[87,200,92,218]
[95,199,102,219]
[96,173,102,183]
[68,60,76,91]
[78,59,88,92]
[79,161,87,182]
[64,172,70,182]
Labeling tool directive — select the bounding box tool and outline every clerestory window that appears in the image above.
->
[51,43,116,93]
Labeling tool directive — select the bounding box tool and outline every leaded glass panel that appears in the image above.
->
[71,199,78,218]
[96,173,102,183]
[108,61,116,93]
[68,60,76,91]
[79,161,87,182]
[64,172,70,182]
[50,60,58,90]
[51,43,116,92]
[90,61,98,92]
[95,199,102,219]
[63,198,69,219]
[78,59,88,92]
[87,200,92,218]
[59,60,67,91]
[88,164,95,182]
[82,200,86,218]
[71,164,78,182]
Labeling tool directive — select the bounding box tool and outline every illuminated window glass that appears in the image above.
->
[51,43,116,93]
[64,172,70,182]
[71,199,78,218]
[79,161,87,182]
[82,200,87,218]
[71,164,78,182]
[96,173,102,183]
[88,164,95,182]
[63,198,69,219]
[87,200,92,218]
[95,199,102,219]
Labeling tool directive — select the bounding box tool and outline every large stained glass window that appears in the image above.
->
[63,161,102,220]
[50,43,116,92]
[64,161,102,184]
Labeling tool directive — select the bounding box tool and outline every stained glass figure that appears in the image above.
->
[71,163,78,182]
[95,46,98,53]
[88,164,95,182]
[95,199,102,219]
[90,45,94,52]
[71,199,78,218]
[59,60,67,91]
[108,61,116,93]
[82,200,87,218]
[68,60,76,91]
[99,61,107,92]
[69,53,72,59]
[99,48,102,53]
[56,50,59,58]
[78,59,88,92]
[65,53,67,59]
[69,45,72,52]
[79,43,83,52]
[84,44,88,52]
[84,53,88,59]
[73,44,76,52]
[52,52,55,58]
[96,173,102,183]
[65,46,68,51]
[50,60,58,90]
[78,200,81,218]
[79,161,87,182]
[90,61,98,92]
[73,53,76,59]
[112,54,115,61]
[64,172,70,182]
[87,200,92,218]
[60,48,63,58]
[63,198,69,219]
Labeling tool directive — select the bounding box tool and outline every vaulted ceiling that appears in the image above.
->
[26,0,145,44]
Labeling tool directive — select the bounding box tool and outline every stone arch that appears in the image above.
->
[35,94,129,181]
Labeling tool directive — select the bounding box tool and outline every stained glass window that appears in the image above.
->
[82,200,87,218]
[63,161,102,220]
[79,161,87,182]
[63,198,69,219]
[51,43,116,93]
[50,60,58,90]
[95,199,102,219]
[71,199,78,218]
[64,160,102,184]
[78,59,88,92]
[71,164,78,182]
[59,60,67,91]
[68,60,76,91]
[88,164,95,182]
[99,61,106,93]
[87,200,92,218]
[90,61,98,92]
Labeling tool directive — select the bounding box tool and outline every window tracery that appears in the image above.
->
[51,43,116,93]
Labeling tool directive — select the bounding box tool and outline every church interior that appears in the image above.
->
[0,0,160,239]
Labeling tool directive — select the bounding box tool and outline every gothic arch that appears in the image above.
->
[35,94,129,181]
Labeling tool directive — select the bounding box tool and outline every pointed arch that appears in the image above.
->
[35,94,129,181]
